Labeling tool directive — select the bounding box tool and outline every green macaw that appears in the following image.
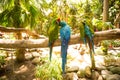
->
[48,19,59,61]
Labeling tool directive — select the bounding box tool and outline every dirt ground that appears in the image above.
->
[0,60,36,80]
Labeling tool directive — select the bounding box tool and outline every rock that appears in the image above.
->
[32,52,40,57]
[101,70,112,75]
[21,75,26,78]
[95,55,105,67]
[0,75,7,80]
[95,66,106,72]
[78,78,91,80]
[84,66,92,78]
[107,66,115,70]
[91,71,100,80]
[2,52,8,57]
[32,57,40,65]
[106,74,120,80]
[64,72,78,80]
[98,75,104,80]
[108,50,117,55]
[25,53,33,60]
[109,66,120,74]
[116,50,120,55]
[66,66,79,72]
[68,48,80,60]
[95,47,104,55]
[101,70,112,79]
[77,69,86,78]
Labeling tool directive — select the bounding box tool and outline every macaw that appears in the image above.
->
[48,19,59,61]
[83,22,95,54]
[79,20,95,69]
[79,20,95,54]
[57,18,71,74]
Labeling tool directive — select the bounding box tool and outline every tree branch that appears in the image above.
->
[0,26,40,38]
[0,29,120,48]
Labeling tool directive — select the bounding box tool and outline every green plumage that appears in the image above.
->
[48,19,59,61]
[79,22,85,39]
[79,19,94,39]
[48,19,59,43]
[79,19,96,69]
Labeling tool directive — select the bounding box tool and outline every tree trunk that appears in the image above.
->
[15,32,25,62]
[103,0,109,22]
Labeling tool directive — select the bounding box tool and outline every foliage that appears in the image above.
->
[112,40,120,47]
[92,18,114,31]
[0,0,118,35]
[104,55,120,66]
[100,40,110,55]
[91,0,103,19]
[0,0,41,29]
[100,40,120,55]
[109,0,120,23]
[101,40,120,47]
[0,0,119,35]
[35,58,63,80]
[0,52,6,69]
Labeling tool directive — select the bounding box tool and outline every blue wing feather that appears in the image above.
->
[60,21,71,74]
[84,24,95,54]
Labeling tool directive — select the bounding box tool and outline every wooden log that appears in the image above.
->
[94,29,120,43]
[0,29,120,48]
[0,26,40,38]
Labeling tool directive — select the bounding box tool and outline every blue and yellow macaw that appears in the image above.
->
[57,18,71,74]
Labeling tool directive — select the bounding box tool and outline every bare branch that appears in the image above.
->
[0,29,120,48]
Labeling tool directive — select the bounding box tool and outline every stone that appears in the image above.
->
[78,78,91,80]
[106,74,120,80]
[25,53,33,60]
[108,50,117,55]
[98,75,104,80]
[95,47,104,55]
[109,66,120,74]
[64,72,78,80]
[32,57,40,65]
[32,52,40,57]
[66,66,79,72]
[91,71,100,80]
[101,70,112,75]
[84,66,92,78]
[101,70,112,79]
[95,66,106,72]
[0,75,7,80]
[95,55,105,66]
[116,50,120,55]
[77,69,86,78]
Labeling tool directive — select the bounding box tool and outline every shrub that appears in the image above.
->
[35,57,63,80]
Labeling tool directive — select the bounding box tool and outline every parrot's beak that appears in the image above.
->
[82,22,85,25]
[56,20,60,26]
[56,18,60,26]
[56,21,60,25]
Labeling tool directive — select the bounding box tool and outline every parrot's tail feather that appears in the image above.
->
[83,38,87,46]
[49,45,53,61]
[61,44,68,74]
[91,39,95,54]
